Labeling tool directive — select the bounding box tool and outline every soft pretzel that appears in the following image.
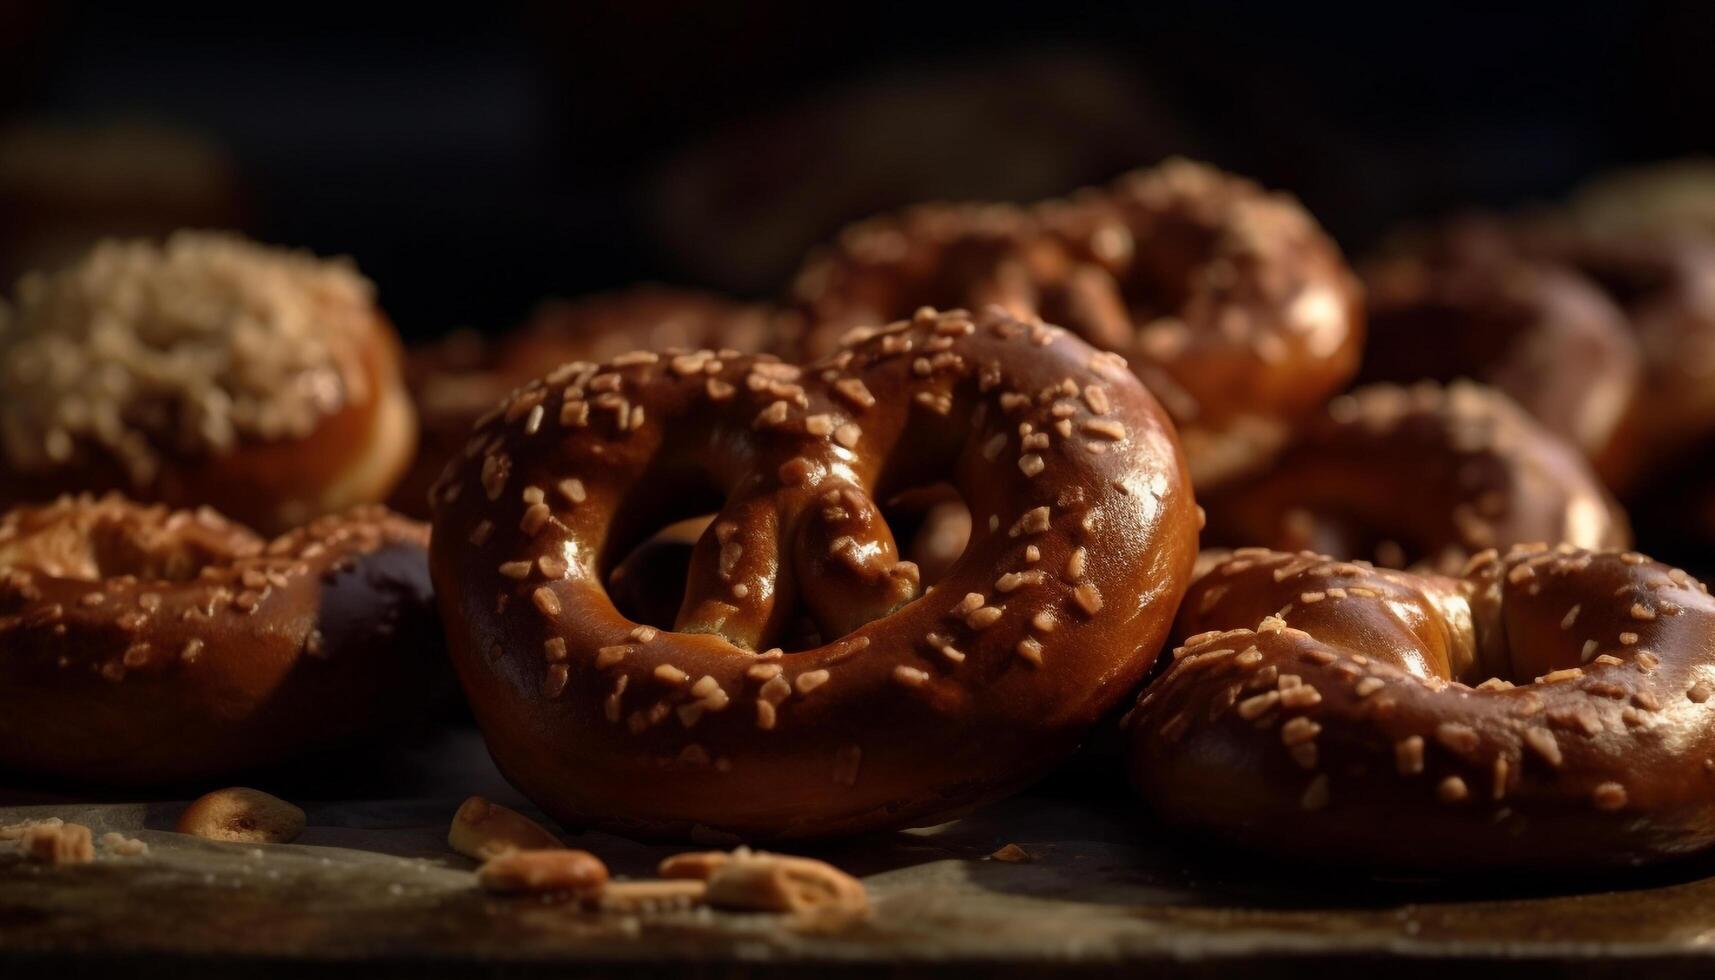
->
[1202,382,1629,571]
[791,159,1365,487]
[395,286,798,518]
[1360,219,1641,463]
[0,232,415,535]
[0,494,444,785]
[1127,544,1715,870]
[428,307,1198,839]
[1512,226,1715,495]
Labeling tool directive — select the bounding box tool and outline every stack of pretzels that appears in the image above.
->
[7,158,1715,879]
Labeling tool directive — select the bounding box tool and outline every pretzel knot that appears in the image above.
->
[1127,545,1715,870]
[0,494,444,785]
[429,307,1199,840]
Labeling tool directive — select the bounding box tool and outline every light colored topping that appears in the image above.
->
[1237,691,1279,720]
[0,233,376,482]
[760,674,792,704]
[1436,776,1469,803]
[892,665,929,687]
[1071,582,1103,616]
[795,669,830,694]
[1019,506,1051,535]
[755,699,778,730]
[654,664,689,686]
[594,645,627,668]
[1082,384,1111,415]
[1523,726,1563,766]
[1395,735,1425,775]
[1065,547,1087,579]
[1280,716,1320,746]
[753,400,790,429]
[531,587,562,617]
[1354,677,1384,698]
[1015,637,1045,666]
[1592,781,1628,811]
[1561,605,1580,630]
[834,378,875,410]
[1435,722,1479,753]
[544,638,568,662]
[1539,668,1583,684]
[967,606,1004,630]
[542,664,569,698]
[1081,419,1125,441]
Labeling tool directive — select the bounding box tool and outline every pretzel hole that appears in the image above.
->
[881,483,971,589]
[1269,506,1461,572]
[606,514,713,632]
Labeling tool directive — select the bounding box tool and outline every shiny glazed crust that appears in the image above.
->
[429,307,1198,840]
[395,286,798,519]
[0,495,444,785]
[1128,545,1715,871]
[791,159,1365,487]
[1202,382,1629,571]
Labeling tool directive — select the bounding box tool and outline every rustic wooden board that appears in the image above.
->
[3,729,1715,978]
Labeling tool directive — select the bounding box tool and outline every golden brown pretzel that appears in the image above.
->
[394,286,798,518]
[1360,219,1641,463]
[1127,544,1715,871]
[428,307,1198,840]
[0,233,416,536]
[0,494,444,786]
[1202,382,1629,571]
[791,159,1365,487]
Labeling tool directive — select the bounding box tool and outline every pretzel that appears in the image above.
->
[1201,382,1629,572]
[791,159,1365,487]
[1360,218,1642,463]
[1127,544,1715,870]
[1514,226,1715,496]
[0,494,444,785]
[428,307,1198,839]
[0,233,416,536]
[394,286,798,518]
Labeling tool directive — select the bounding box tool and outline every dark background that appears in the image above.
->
[1,2,1708,339]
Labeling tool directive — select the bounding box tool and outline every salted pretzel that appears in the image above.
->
[0,232,416,536]
[1360,219,1641,463]
[428,307,1199,840]
[0,494,444,785]
[791,159,1365,487]
[394,286,798,518]
[1128,544,1715,870]
[1202,382,1629,571]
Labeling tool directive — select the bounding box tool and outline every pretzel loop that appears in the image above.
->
[430,307,1199,840]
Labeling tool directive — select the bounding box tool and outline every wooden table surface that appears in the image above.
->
[4,729,1715,978]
